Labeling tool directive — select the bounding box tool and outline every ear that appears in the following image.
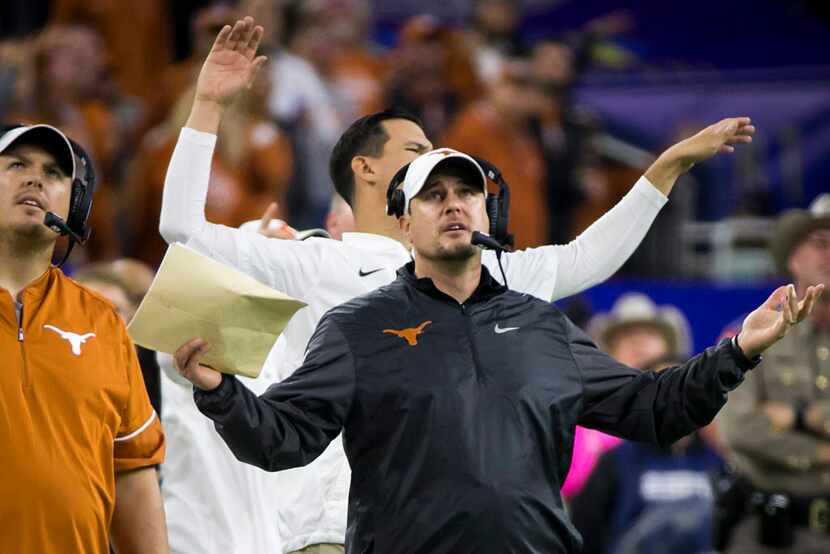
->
[398,212,411,240]
[351,155,375,186]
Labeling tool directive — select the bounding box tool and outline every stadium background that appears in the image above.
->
[1,0,828,348]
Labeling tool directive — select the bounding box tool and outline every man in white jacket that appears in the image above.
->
[158,16,755,554]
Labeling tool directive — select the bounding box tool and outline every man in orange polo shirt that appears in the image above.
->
[0,124,168,553]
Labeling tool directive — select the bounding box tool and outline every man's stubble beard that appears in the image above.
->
[0,221,56,256]
[431,242,477,263]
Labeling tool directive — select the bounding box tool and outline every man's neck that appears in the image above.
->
[414,253,482,304]
[353,193,405,243]
[0,235,53,298]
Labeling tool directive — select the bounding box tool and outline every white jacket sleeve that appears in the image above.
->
[494,176,667,301]
[158,127,324,299]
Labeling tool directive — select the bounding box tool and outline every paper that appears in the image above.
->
[127,243,306,378]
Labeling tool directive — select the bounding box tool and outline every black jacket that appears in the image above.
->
[195,263,756,553]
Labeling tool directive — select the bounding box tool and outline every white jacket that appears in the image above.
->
[158,128,668,553]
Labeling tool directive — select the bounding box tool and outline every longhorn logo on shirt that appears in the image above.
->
[44,325,96,356]
[383,321,432,346]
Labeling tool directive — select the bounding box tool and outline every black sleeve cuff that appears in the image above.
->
[726,336,763,370]
[193,373,237,414]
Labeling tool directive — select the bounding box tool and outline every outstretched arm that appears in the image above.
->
[507,117,756,300]
[576,284,823,446]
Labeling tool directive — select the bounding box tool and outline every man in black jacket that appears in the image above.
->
[174,149,823,553]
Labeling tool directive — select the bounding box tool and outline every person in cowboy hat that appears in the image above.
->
[718,193,830,553]
[589,292,692,369]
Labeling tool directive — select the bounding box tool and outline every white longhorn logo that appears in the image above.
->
[43,325,96,356]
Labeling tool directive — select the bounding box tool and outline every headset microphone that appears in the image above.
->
[471,231,506,252]
[470,231,509,288]
[44,211,88,245]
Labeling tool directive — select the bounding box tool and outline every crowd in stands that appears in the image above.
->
[0,0,642,266]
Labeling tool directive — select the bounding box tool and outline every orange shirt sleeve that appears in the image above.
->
[113,323,165,472]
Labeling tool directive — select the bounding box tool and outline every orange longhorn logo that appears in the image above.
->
[383,320,433,346]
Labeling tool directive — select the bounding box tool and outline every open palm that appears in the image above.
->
[666,117,756,173]
[738,283,824,358]
[195,16,268,106]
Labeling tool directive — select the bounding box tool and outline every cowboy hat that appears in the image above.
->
[769,194,830,273]
[588,293,692,358]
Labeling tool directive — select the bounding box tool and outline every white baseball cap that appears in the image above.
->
[0,124,76,180]
[395,148,488,215]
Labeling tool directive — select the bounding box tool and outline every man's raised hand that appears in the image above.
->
[644,117,756,195]
[195,16,268,107]
[667,117,756,171]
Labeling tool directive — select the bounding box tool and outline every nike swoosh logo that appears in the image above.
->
[494,324,519,334]
[359,268,383,277]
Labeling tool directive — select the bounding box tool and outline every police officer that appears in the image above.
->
[173,144,822,553]
[718,193,830,553]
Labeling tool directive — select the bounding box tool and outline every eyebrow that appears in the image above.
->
[422,176,479,191]
[2,151,68,178]
[404,141,431,153]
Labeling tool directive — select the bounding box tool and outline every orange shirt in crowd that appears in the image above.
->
[442,102,549,249]
[0,268,165,553]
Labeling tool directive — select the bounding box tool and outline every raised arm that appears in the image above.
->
[158,16,322,297]
[644,117,755,196]
[174,315,355,471]
[506,117,756,300]
[159,16,266,244]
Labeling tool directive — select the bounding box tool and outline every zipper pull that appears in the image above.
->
[18,327,24,342]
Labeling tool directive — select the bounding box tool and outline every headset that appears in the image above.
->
[1,124,95,266]
[386,156,515,251]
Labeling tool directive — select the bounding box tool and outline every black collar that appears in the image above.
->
[397,261,506,305]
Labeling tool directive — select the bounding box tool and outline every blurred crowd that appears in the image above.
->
[2,1,829,552]
[0,0,641,268]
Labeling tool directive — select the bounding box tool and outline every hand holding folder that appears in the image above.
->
[127,243,306,378]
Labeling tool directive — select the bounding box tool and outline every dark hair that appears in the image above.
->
[328,108,422,207]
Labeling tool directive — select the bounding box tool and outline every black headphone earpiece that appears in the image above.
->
[65,138,94,243]
[472,157,514,250]
[386,162,411,218]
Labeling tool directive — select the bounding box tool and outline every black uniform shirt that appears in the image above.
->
[196,262,757,553]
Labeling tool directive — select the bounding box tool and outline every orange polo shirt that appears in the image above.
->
[0,267,165,553]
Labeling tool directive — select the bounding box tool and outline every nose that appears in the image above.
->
[442,190,464,214]
[22,170,44,190]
